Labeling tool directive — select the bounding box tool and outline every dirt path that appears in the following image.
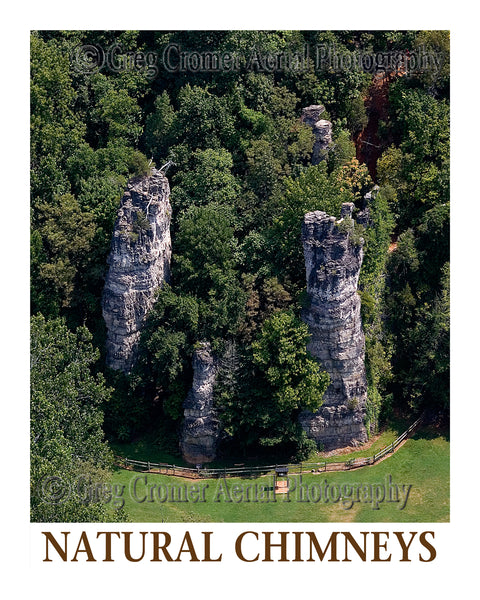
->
[354,67,405,181]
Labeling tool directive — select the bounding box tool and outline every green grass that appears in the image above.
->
[108,426,449,523]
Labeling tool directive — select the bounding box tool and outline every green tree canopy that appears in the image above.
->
[171,147,240,213]
[30,315,119,522]
[252,311,330,414]
[217,311,329,459]
[269,162,353,291]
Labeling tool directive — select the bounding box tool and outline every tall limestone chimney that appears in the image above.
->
[299,204,368,449]
[102,169,172,373]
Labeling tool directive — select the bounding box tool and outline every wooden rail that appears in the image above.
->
[114,415,424,480]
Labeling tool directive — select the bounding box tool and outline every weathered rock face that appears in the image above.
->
[102,169,172,373]
[180,342,219,465]
[301,105,333,165]
[299,203,368,449]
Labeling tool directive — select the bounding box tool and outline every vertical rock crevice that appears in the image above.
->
[102,168,172,373]
[300,203,368,449]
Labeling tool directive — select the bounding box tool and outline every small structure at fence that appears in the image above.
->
[115,415,424,480]
[274,465,289,494]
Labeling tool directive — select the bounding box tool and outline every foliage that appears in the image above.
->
[333,157,373,202]
[237,275,292,343]
[269,162,353,291]
[135,285,199,421]
[31,194,96,317]
[327,128,357,171]
[402,263,449,410]
[387,82,449,228]
[354,184,396,433]
[360,186,396,288]
[144,91,175,161]
[385,225,449,411]
[217,311,329,458]
[172,84,236,151]
[379,74,449,413]
[251,311,330,414]
[171,147,240,213]
[413,30,450,97]
[30,34,85,208]
[30,314,124,522]
[30,29,450,481]
[172,203,246,343]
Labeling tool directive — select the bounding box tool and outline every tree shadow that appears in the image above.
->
[412,424,450,443]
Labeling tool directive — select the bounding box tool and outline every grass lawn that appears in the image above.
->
[108,426,449,523]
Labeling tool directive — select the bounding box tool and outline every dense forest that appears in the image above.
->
[30,30,449,522]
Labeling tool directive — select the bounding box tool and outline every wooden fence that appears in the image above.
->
[114,415,424,480]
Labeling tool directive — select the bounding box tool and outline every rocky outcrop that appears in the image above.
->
[301,105,333,165]
[356,185,380,228]
[299,203,368,450]
[180,342,219,465]
[102,169,172,373]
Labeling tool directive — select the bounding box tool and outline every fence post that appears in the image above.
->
[117,416,421,479]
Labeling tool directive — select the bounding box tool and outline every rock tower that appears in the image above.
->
[301,105,333,165]
[180,342,219,465]
[300,203,368,449]
[102,169,172,373]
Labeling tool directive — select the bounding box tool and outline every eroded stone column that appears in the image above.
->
[102,169,172,373]
[180,342,219,465]
[299,204,368,449]
[301,105,333,165]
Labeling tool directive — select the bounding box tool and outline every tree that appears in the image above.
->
[269,162,353,291]
[415,201,450,290]
[131,285,200,423]
[376,146,405,217]
[171,147,240,213]
[327,128,357,171]
[237,275,292,343]
[144,91,175,161]
[174,203,237,296]
[31,194,96,318]
[30,33,85,207]
[360,185,396,290]
[406,263,450,411]
[357,186,395,432]
[252,311,329,414]
[30,315,123,522]
[389,262,450,413]
[413,30,450,97]
[388,83,449,228]
[94,85,142,146]
[173,84,236,151]
[245,138,284,202]
[218,311,329,459]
